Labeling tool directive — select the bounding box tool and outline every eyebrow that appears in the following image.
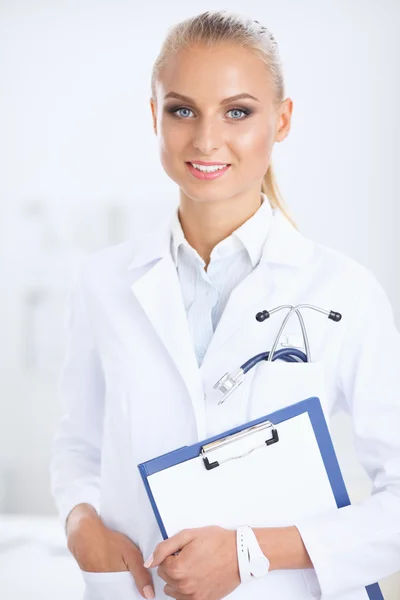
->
[163,92,260,105]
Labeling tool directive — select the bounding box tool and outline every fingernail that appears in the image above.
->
[143,584,155,599]
[143,553,153,568]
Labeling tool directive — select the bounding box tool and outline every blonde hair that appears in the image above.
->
[151,10,297,229]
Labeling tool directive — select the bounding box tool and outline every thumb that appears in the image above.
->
[125,545,155,600]
[149,529,194,568]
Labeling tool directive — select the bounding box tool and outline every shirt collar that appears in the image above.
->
[170,192,273,268]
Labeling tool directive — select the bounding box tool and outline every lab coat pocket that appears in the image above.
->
[80,570,140,600]
[247,360,330,423]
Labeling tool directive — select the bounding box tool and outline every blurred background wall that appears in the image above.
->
[0,0,399,598]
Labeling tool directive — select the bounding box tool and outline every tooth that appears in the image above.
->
[192,163,227,172]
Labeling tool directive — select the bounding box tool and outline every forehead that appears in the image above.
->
[156,43,273,105]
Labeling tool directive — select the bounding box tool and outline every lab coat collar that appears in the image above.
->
[127,204,310,271]
[169,192,273,268]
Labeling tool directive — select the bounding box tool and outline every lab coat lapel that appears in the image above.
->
[128,218,207,439]
[127,209,314,440]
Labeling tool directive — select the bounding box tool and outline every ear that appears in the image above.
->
[274,98,293,143]
[150,98,158,135]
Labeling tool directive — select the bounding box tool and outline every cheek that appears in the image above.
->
[159,121,187,165]
[159,114,187,148]
[235,123,273,154]
[233,126,274,174]
[158,127,187,183]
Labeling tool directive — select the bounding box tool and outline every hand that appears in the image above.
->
[66,503,155,599]
[145,526,240,600]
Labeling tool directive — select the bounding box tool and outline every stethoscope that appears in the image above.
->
[213,304,342,405]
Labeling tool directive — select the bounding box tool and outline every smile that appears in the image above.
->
[186,162,231,180]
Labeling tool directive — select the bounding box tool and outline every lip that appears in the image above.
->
[188,160,230,166]
[186,162,231,181]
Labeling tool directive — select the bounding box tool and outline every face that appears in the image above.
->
[150,43,293,205]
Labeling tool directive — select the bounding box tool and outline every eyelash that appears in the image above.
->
[167,105,252,121]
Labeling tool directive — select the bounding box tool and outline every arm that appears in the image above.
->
[252,526,313,570]
[49,261,105,533]
[290,270,400,596]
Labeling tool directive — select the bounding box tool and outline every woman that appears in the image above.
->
[50,10,400,600]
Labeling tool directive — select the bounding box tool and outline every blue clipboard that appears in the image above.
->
[138,395,384,600]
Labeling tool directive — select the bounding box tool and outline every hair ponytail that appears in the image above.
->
[262,162,297,229]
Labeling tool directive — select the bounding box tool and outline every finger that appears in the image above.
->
[157,561,179,586]
[124,545,155,599]
[148,529,194,568]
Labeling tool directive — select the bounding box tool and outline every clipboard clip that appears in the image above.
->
[200,420,279,471]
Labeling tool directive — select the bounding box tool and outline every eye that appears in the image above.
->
[226,107,251,120]
[167,106,252,121]
[170,107,195,119]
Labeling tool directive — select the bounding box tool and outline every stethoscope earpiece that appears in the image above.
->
[329,311,342,322]
[255,310,270,322]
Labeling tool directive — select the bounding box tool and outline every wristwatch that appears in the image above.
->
[236,525,270,582]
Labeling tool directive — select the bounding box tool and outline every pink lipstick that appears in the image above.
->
[186,162,231,181]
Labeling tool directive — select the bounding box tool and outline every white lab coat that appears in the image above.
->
[50,207,400,600]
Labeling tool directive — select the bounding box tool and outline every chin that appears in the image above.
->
[181,186,236,204]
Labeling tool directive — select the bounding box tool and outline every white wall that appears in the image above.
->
[1,0,399,597]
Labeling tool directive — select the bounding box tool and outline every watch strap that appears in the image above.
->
[236,525,270,583]
[236,526,252,583]
[245,526,270,577]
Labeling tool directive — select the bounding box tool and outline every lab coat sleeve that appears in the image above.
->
[294,269,400,596]
[49,262,105,532]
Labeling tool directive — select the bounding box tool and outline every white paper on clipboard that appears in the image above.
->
[140,397,376,600]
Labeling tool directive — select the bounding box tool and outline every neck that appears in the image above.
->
[178,187,263,267]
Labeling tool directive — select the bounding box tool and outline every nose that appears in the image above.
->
[192,119,223,155]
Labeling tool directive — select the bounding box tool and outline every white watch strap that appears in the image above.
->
[245,526,270,577]
[236,526,270,583]
[236,526,252,583]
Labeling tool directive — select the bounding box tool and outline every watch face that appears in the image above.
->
[251,556,270,578]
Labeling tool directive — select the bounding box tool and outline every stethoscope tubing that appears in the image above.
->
[241,347,308,372]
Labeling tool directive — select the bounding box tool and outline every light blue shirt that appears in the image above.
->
[170,193,273,366]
